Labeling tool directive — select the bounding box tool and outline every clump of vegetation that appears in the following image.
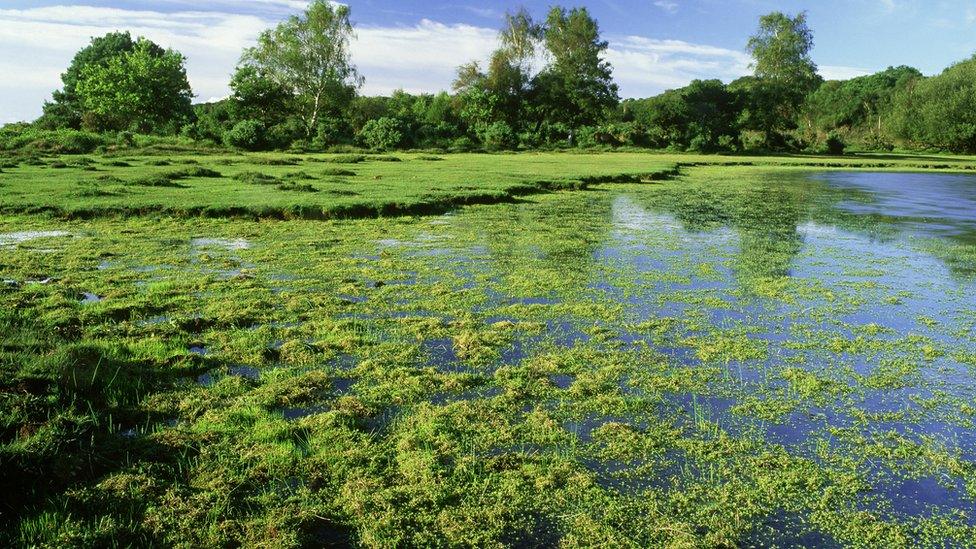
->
[823,131,846,155]
[320,154,365,164]
[282,170,316,181]
[175,166,222,178]
[233,171,279,185]
[127,166,221,187]
[252,156,301,166]
[276,181,317,192]
[320,168,355,176]
[128,174,187,187]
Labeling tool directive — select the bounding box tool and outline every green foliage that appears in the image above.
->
[0,125,108,154]
[357,117,405,151]
[623,80,739,151]
[477,121,517,150]
[743,12,822,148]
[534,7,619,129]
[229,66,294,128]
[892,56,976,153]
[75,39,193,133]
[803,66,921,147]
[38,32,143,130]
[241,0,360,137]
[823,131,846,155]
[224,120,267,151]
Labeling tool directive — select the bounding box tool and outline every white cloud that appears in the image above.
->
[654,1,679,14]
[819,65,873,80]
[353,20,499,95]
[607,36,752,94]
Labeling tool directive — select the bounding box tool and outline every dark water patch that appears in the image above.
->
[197,365,260,386]
[548,374,575,390]
[422,338,462,371]
[282,406,330,421]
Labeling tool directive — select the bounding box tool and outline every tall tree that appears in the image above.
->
[453,9,540,135]
[743,11,820,147]
[534,6,618,129]
[74,39,192,132]
[241,0,362,137]
[39,32,149,129]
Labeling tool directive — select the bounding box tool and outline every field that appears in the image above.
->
[2,151,976,547]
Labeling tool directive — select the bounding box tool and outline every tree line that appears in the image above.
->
[8,1,976,155]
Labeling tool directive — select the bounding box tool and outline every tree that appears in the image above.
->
[743,12,820,147]
[892,56,976,153]
[682,80,740,151]
[229,65,294,127]
[241,0,362,137]
[803,66,920,147]
[39,32,148,129]
[533,7,619,129]
[74,39,193,132]
[452,9,540,140]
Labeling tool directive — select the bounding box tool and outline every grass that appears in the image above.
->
[1,151,975,546]
[2,150,976,220]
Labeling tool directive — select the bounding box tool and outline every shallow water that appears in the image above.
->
[0,230,71,248]
[360,169,976,537]
[5,167,975,545]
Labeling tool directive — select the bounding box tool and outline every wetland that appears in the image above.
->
[2,153,975,547]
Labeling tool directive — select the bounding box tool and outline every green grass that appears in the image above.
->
[2,150,976,220]
[1,152,975,547]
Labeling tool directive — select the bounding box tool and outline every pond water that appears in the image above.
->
[345,169,976,540]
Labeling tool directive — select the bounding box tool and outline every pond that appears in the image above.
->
[335,169,976,543]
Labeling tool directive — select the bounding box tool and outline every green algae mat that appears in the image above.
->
[2,153,976,546]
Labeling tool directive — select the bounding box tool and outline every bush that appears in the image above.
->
[224,119,266,151]
[357,117,404,151]
[313,117,351,150]
[824,131,846,155]
[477,121,516,151]
[449,136,476,152]
[266,120,304,150]
[0,126,107,154]
[117,131,136,148]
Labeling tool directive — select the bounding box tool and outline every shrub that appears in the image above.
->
[824,131,846,155]
[358,117,404,151]
[449,136,476,152]
[477,121,516,151]
[313,117,351,149]
[117,131,136,148]
[324,154,366,164]
[224,120,266,151]
[266,121,303,150]
[0,126,107,154]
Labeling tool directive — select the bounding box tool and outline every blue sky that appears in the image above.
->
[2,0,975,123]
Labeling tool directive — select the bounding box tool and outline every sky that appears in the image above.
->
[1,1,976,124]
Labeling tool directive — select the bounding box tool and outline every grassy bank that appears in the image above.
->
[2,151,976,221]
